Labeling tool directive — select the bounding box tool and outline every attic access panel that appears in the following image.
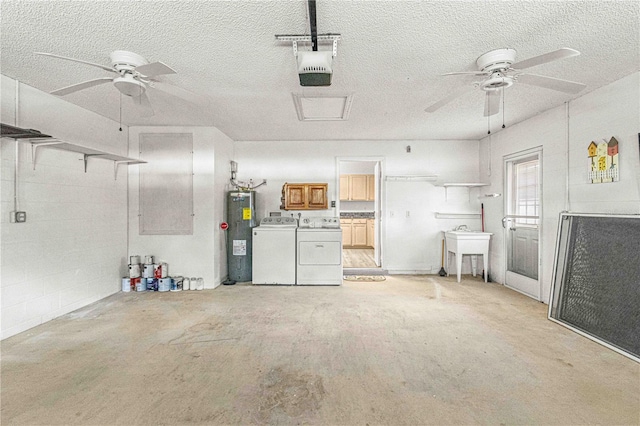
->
[549,213,640,362]
[292,94,353,121]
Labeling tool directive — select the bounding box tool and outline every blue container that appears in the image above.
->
[136,278,147,292]
[147,278,158,291]
[158,278,171,292]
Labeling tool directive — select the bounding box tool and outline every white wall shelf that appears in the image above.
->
[435,212,482,219]
[385,175,438,182]
[30,140,146,180]
[436,182,489,201]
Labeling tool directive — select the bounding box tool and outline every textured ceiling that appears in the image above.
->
[1,1,638,141]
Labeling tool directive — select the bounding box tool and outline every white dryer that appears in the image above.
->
[296,217,342,285]
[252,217,297,285]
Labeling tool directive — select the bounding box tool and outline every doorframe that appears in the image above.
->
[336,156,385,268]
[503,146,543,300]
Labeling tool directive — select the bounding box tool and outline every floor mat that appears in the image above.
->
[343,275,386,282]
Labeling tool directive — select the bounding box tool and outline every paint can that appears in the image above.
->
[145,255,154,264]
[154,262,168,279]
[130,255,141,265]
[130,276,141,291]
[183,277,191,291]
[190,277,197,291]
[128,263,141,278]
[136,278,147,292]
[122,277,131,292]
[158,277,171,292]
[170,276,183,292]
[196,277,204,291]
[143,264,154,279]
[147,278,158,292]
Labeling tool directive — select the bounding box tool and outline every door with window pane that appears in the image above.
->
[503,149,541,300]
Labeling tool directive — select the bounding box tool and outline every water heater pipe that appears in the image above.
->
[14,80,20,213]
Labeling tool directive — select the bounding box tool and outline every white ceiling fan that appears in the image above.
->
[425,47,587,117]
[35,50,206,116]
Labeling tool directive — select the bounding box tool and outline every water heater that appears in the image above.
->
[226,191,256,282]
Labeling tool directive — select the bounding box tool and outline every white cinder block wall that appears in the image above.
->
[479,72,640,303]
[233,139,482,274]
[127,126,234,288]
[1,76,129,339]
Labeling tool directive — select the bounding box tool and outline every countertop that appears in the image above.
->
[340,212,375,219]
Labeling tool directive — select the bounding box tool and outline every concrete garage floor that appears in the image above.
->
[2,275,639,425]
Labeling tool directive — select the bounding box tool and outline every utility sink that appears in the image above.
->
[444,231,492,283]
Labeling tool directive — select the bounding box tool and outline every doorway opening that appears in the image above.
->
[503,147,542,300]
[337,158,383,272]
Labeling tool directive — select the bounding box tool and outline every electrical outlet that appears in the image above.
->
[15,211,27,222]
[331,201,336,207]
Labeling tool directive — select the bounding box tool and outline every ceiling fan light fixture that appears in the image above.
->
[113,74,146,96]
[480,75,513,91]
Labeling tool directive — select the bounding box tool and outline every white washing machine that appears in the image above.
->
[252,217,298,285]
[296,217,343,285]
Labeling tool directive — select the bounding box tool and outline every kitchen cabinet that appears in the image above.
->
[366,219,374,247]
[339,175,349,201]
[340,219,352,246]
[341,218,371,247]
[281,183,328,210]
[367,175,375,201]
[350,175,369,201]
[340,174,375,201]
[352,219,368,246]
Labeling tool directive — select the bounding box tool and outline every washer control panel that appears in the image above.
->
[259,217,298,228]
[299,217,341,229]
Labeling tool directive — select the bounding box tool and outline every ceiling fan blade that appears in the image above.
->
[484,90,500,117]
[131,92,155,117]
[35,52,115,73]
[517,73,586,94]
[510,48,580,70]
[135,61,176,77]
[443,71,489,76]
[425,85,475,113]
[151,81,210,106]
[50,77,113,96]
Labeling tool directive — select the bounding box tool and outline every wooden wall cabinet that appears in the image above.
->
[349,175,369,201]
[281,183,328,210]
[339,175,349,201]
[367,175,375,201]
[340,174,375,201]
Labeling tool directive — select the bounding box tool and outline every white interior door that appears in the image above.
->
[374,161,381,267]
[503,148,542,300]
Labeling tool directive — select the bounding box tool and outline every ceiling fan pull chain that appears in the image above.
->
[487,111,491,135]
[501,89,505,128]
[119,93,123,132]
